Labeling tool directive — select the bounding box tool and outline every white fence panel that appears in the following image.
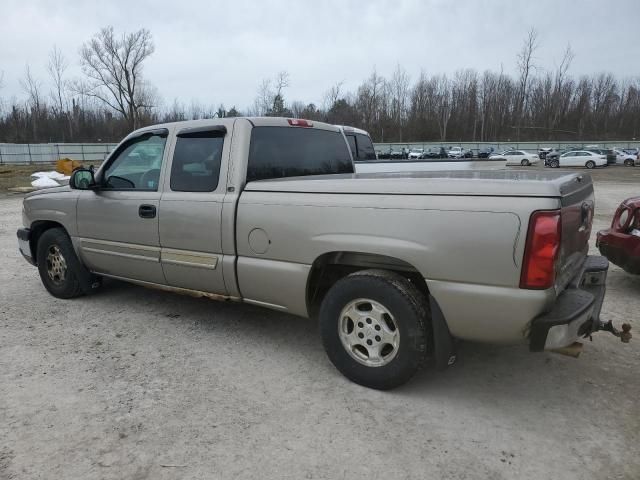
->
[0,143,118,164]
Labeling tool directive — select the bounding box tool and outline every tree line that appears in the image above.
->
[1,27,639,144]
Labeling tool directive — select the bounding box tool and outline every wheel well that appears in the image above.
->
[306,251,429,318]
[29,221,66,263]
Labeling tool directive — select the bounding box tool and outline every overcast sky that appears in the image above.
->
[2,0,639,111]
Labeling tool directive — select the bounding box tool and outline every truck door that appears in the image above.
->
[76,130,168,284]
[158,125,229,294]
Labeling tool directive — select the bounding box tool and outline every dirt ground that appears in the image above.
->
[0,168,639,479]
[0,164,54,192]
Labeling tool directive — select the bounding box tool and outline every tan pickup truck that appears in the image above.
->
[17,117,614,389]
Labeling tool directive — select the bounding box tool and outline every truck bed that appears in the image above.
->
[244,170,592,199]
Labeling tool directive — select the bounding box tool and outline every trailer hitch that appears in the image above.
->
[592,320,632,343]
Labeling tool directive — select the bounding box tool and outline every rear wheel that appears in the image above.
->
[521,159,529,166]
[586,160,595,169]
[319,269,430,390]
[550,159,559,168]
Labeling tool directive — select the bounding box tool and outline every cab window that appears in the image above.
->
[170,131,224,192]
[102,133,167,190]
[355,133,377,160]
[346,135,357,159]
[247,127,353,182]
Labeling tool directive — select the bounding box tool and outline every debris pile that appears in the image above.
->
[31,171,70,189]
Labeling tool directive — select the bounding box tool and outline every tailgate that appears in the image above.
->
[556,175,595,290]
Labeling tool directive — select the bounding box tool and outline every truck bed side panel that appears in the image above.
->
[236,191,558,340]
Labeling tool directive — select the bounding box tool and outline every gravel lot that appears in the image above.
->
[1,168,639,479]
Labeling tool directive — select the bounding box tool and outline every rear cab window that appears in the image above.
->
[346,135,357,159]
[170,127,225,192]
[355,133,376,160]
[247,126,353,182]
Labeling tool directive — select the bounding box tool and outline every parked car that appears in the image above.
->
[477,147,494,158]
[463,149,474,158]
[447,146,465,158]
[407,148,424,159]
[586,148,617,165]
[490,150,540,166]
[17,117,617,389]
[338,125,377,161]
[548,150,607,169]
[545,149,569,166]
[613,148,637,166]
[420,147,447,159]
[597,197,640,274]
[538,148,554,160]
[389,149,405,160]
[419,149,441,159]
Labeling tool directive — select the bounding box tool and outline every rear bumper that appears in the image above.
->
[17,228,35,266]
[529,256,608,351]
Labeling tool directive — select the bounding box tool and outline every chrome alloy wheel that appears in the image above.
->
[338,298,400,367]
[46,245,67,285]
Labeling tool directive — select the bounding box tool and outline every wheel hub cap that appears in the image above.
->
[46,245,67,285]
[338,298,400,367]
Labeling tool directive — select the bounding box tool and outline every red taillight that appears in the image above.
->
[520,210,562,289]
[287,118,313,127]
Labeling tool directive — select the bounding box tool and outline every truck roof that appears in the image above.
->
[127,117,341,138]
[335,125,372,136]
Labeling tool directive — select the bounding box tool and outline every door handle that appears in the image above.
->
[139,204,156,219]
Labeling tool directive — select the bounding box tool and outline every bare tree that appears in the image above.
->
[515,28,539,139]
[20,65,44,139]
[21,66,42,110]
[274,71,290,98]
[252,78,273,116]
[78,26,155,130]
[432,75,452,141]
[390,65,410,141]
[0,70,4,115]
[323,81,344,111]
[47,46,69,115]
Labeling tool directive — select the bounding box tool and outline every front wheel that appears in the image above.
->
[36,228,95,299]
[550,159,559,168]
[319,269,430,390]
[625,159,634,167]
[521,159,530,166]
[586,160,595,169]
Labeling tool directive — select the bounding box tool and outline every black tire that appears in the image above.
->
[36,228,93,299]
[550,159,559,168]
[585,160,595,169]
[319,269,430,390]
[521,159,529,166]
[624,159,634,167]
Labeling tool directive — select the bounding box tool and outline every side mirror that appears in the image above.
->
[69,168,96,190]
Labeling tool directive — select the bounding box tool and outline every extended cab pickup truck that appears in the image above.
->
[17,117,613,389]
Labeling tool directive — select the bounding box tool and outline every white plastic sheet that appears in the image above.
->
[31,176,62,189]
[30,171,66,180]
